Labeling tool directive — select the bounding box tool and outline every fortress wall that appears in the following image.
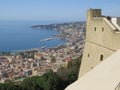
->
[79,9,120,78]
[79,41,114,77]
[87,18,120,51]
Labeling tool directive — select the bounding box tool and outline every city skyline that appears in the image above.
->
[0,0,120,21]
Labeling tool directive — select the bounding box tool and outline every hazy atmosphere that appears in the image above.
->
[0,0,120,21]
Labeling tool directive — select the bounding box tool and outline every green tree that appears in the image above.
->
[57,56,82,89]
[37,70,62,90]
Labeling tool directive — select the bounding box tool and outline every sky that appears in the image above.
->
[0,0,120,21]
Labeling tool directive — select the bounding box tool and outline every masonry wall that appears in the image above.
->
[79,9,120,78]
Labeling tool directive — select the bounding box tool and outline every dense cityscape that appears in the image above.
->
[0,22,86,83]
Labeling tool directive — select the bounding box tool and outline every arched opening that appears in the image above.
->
[94,27,96,31]
[100,54,103,61]
[102,27,104,32]
[88,54,90,57]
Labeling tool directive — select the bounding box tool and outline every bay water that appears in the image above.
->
[0,21,66,52]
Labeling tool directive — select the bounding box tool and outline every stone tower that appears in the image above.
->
[79,9,120,78]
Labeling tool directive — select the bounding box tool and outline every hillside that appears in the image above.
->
[32,21,86,44]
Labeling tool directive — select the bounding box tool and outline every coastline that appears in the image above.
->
[0,21,85,83]
[0,38,67,56]
[0,21,85,55]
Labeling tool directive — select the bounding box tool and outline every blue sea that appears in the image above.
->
[0,21,66,52]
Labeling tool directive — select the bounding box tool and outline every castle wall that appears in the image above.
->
[79,41,113,77]
[66,50,120,90]
[79,9,120,78]
[87,18,120,51]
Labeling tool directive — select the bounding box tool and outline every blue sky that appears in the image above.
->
[0,0,120,21]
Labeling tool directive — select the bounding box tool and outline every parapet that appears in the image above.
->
[87,9,102,21]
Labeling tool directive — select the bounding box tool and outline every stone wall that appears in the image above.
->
[79,9,120,77]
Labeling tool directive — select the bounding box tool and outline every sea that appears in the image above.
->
[0,21,66,52]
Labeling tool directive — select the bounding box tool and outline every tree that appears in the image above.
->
[57,56,82,89]
[0,56,82,90]
[37,70,62,90]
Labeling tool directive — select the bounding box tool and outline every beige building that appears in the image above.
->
[65,50,120,90]
[65,8,120,90]
[79,8,120,77]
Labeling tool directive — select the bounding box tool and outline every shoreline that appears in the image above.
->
[0,21,85,83]
[0,39,67,55]
[0,21,86,55]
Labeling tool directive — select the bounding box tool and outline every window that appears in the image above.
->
[100,54,103,61]
[102,27,104,32]
[88,54,90,57]
[94,27,96,31]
